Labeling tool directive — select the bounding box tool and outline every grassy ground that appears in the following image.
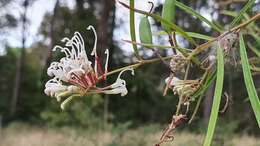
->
[0,123,259,146]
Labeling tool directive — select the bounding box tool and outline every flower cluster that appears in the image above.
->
[165,76,200,105]
[219,32,238,55]
[169,54,187,73]
[208,32,239,66]
[44,25,134,109]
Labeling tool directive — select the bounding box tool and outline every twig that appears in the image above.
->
[219,92,230,113]
[98,55,173,80]
[156,114,187,146]
[168,32,177,54]
[122,39,204,69]
[123,39,171,68]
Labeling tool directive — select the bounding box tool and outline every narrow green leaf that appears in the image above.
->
[248,43,260,57]
[203,44,224,146]
[251,33,260,47]
[186,32,214,41]
[118,1,197,46]
[175,1,223,32]
[230,0,255,27]
[129,0,141,59]
[123,39,189,50]
[189,94,203,124]
[221,11,259,30]
[162,0,176,32]
[239,34,260,127]
[122,39,201,66]
[192,70,216,99]
[150,14,197,46]
[220,10,238,17]
[156,31,213,41]
[139,17,153,44]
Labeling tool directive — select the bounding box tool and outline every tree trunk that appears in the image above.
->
[203,83,214,124]
[10,0,28,117]
[96,0,116,129]
[43,0,59,72]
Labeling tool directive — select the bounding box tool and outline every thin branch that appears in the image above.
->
[97,55,173,80]
[187,13,260,60]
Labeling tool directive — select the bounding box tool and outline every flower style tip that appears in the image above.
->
[117,68,135,79]
[104,49,109,75]
[87,25,97,57]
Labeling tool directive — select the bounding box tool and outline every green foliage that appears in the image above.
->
[203,45,224,146]
[239,34,260,127]
[185,32,214,41]
[175,0,223,32]
[157,31,214,40]
[230,0,256,27]
[249,45,260,57]
[0,47,46,120]
[0,49,16,115]
[161,0,176,32]
[119,1,197,45]
[139,17,153,45]
[249,33,260,57]
[41,94,104,128]
[129,0,140,59]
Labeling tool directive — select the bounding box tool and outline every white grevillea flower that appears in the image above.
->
[103,80,128,96]
[165,76,200,104]
[103,68,134,96]
[44,25,134,109]
[46,26,106,89]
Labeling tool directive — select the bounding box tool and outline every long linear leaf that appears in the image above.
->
[156,31,213,41]
[220,10,237,17]
[247,43,260,57]
[251,33,260,47]
[123,39,191,50]
[129,0,141,59]
[239,34,260,127]
[186,32,214,41]
[192,70,217,99]
[189,94,203,124]
[221,11,259,31]
[203,44,224,146]
[123,39,201,66]
[175,1,223,32]
[230,0,255,27]
[119,1,197,46]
